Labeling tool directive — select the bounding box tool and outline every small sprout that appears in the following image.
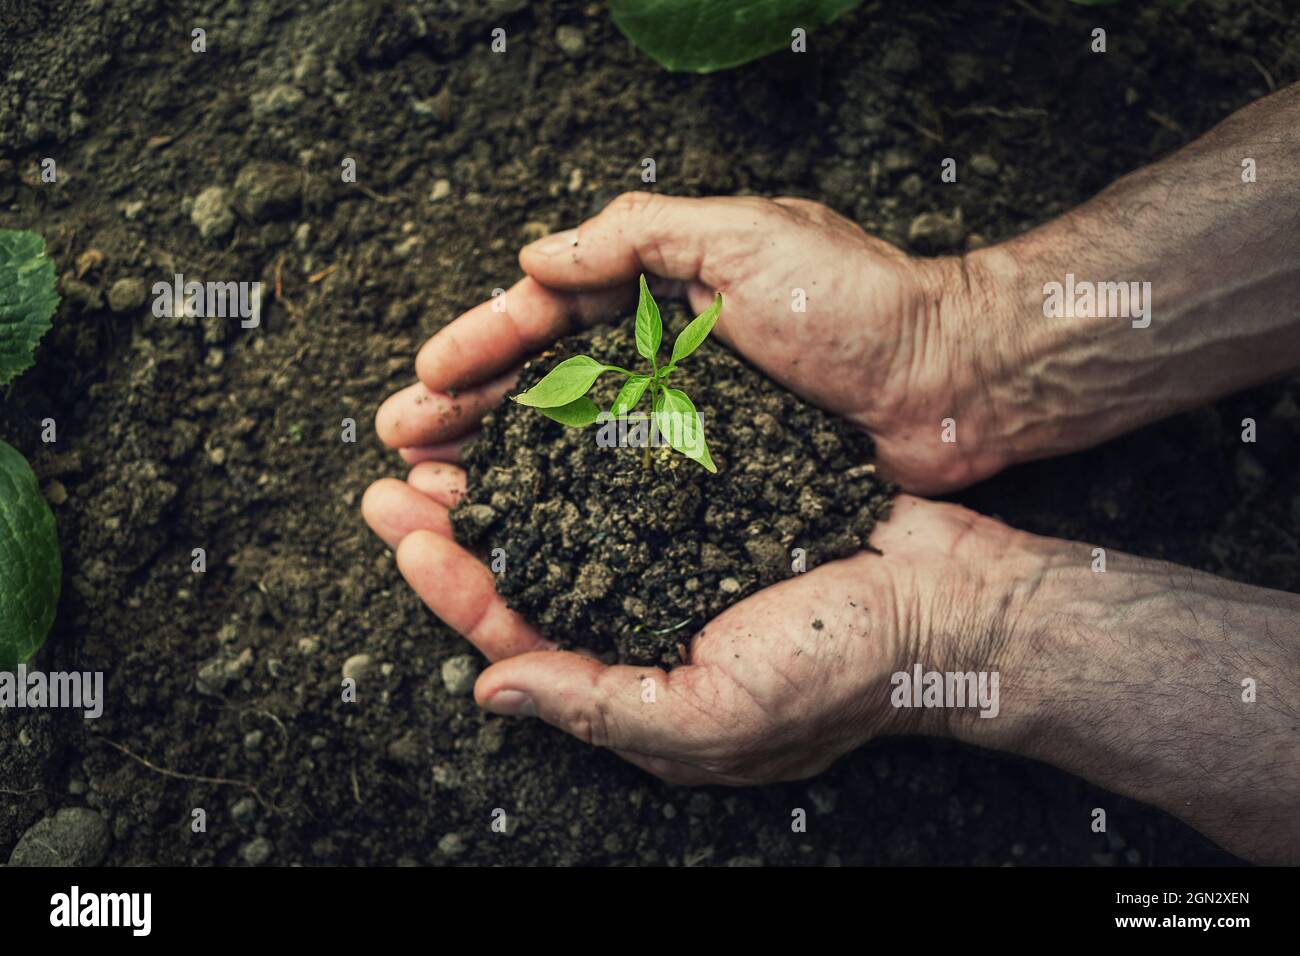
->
[512,275,720,472]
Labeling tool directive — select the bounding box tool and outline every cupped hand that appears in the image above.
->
[375,192,1014,495]
[362,474,1016,785]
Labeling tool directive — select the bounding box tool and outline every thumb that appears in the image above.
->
[475,649,703,757]
[518,191,765,292]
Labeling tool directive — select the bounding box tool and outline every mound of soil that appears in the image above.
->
[451,309,896,666]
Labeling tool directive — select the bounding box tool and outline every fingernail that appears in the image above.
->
[525,228,578,256]
[486,690,537,718]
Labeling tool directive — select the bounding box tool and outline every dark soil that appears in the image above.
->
[2,0,1297,866]
[452,311,895,666]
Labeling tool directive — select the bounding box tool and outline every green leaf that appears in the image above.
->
[0,230,60,386]
[634,274,662,364]
[611,374,651,414]
[610,0,864,73]
[0,440,61,669]
[670,293,722,365]
[513,355,616,408]
[537,396,602,427]
[654,387,716,473]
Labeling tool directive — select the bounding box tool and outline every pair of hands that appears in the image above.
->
[363,192,1029,784]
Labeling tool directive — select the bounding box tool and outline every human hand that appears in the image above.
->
[375,192,1017,495]
[361,478,1019,784]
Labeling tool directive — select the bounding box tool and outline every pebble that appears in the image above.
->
[440,654,479,696]
[234,161,301,222]
[231,796,257,824]
[8,807,111,866]
[107,276,147,313]
[438,832,468,857]
[430,179,451,202]
[970,154,1000,177]
[250,83,305,119]
[342,653,372,682]
[43,480,68,506]
[556,25,586,56]
[60,278,102,312]
[191,186,235,241]
[241,836,274,865]
[719,577,741,594]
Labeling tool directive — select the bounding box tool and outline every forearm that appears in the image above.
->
[953,530,1300,864]
[966,81,1300,467]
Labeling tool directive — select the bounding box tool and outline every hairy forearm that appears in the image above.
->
[965,81,1300,467]
[953,529,1300,864]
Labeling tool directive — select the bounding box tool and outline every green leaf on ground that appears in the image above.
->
[610,0,864,73]
[0,229,60,386]
[0,440,61,669]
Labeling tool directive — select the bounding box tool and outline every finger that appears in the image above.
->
[415,276,633,393]
[518,191,768,291]
[406,462,467,509]
[375,370,516,449]
[398,434,477,465]
[361,478,451,549]
[475,650,711,757]
[395,529,549,660]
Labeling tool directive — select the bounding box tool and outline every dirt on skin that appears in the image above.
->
[452,311,896,666]
[1,0,1297,866]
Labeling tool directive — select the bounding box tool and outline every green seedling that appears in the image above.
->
[512,275,720,473]
[0,229,62,669]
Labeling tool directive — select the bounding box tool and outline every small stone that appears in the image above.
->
[234,161,301,222]
[907,209,966,250]
[387,732,422,766]
[394,235,421,258]
[556,25,586,56]
[342,653,372,682]
[566,167,584,193]
[970,154,1000,177]
[8,807,111,866]
[250,83,305,119]
[241,836,274,865]
[719,577,741,594]
[120,199,145,220]
[243,730,264,751]
[438,832,468,857]
[107,277,148,313]
[60,278,102,312]
[521,221,551,242]
[440,654,479,696]
[191,186,235,241]
[430,179,451,202]
[43,480,68,506]
[231,796,257,824]
[196,656,232,695]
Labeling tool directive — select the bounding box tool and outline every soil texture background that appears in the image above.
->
[1,0,1298,865]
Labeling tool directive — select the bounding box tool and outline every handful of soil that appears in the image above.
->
[451,306,897,666]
